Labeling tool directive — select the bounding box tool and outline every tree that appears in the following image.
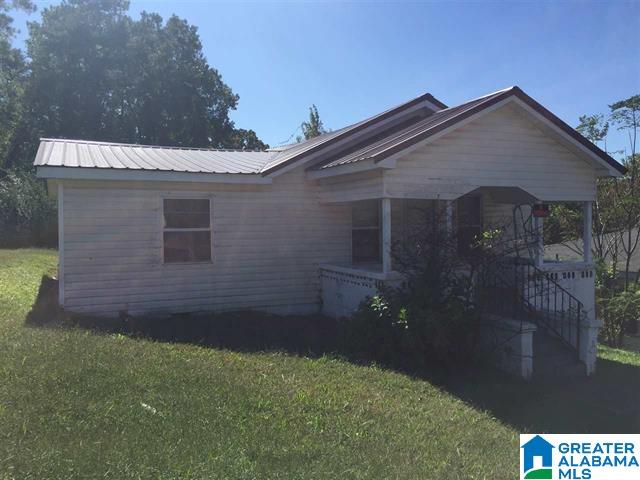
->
[576,114,609,149]
[3,0,265,170]
[225,128,268,150]
[573,114,620,266]
[552,97,640,290]
[300,104,326,141]
[0,0,35,173]
[610,95,639,158]
[609,96,640,288]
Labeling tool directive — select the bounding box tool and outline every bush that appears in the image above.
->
[342,285,481,372]
[341,213,483,371]
[0,171,57,247]
[340,205,534,372]
[599,286,640,346]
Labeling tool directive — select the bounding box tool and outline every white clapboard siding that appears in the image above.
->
[384,104,598,201]
[318,170,384,203]
[61,166,351,317]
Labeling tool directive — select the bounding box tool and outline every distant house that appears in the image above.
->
[35,86,625,377]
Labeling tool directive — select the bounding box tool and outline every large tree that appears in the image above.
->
[4,0,266,170]
[609,95,640,287]
[0,0,35,172]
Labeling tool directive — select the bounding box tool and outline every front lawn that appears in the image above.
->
[0,249,638,479]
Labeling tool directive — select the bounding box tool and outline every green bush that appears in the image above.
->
[598,286,640,346]
[0,171,57,247]
[341,285,481,371]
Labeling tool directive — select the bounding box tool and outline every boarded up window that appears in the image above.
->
[163,198,211,263]
[352,200,381,264]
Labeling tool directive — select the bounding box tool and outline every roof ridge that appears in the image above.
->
[39,137,269,154]
[434,86,517,113]
[260,90,446,174]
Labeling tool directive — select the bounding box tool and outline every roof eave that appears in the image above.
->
[36,165,273,184]
[369,87,626,177]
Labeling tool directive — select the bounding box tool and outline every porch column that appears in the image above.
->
[382,198,391,273]
[583,201,593,264]
[534,215,544,267]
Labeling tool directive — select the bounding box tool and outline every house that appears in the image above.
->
[35,86,625,378]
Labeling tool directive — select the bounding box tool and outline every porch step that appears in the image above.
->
[532,330,585,379]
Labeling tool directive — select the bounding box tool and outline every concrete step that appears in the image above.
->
[532,330,586,379]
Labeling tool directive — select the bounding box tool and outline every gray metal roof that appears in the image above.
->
[34,138,277,174]
[35,87,623,179]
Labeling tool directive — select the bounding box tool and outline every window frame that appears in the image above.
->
[160,194,213,265]
[350,199,382,265]
[456,194,484,255]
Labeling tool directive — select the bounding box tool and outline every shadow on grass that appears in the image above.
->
[27,275,640,434]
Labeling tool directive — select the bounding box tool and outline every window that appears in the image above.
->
[456,195,483,255]
[163,198,211,263]
[352,200,381,264]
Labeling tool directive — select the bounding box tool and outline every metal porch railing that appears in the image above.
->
[477,257,584,362]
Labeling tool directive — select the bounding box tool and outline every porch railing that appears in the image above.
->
[477,257,584,361]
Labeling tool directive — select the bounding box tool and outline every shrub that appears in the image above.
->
[0,171,57,247]
[598,286,640,346]
[341,212,483,371]
[342,287,481,371]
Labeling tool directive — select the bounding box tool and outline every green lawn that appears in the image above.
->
[0,249,638,479]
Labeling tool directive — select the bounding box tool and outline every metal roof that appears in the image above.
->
[259,92,447,174]
[315,89,509,169]
[34,138,277,174]
[34,87,624,179]
[314,86,626,175]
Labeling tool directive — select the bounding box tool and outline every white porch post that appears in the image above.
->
[534,215,544,267]
[583,201,593,264]
[381,198,391,273]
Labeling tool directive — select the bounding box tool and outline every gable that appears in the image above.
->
[384,103,600,202]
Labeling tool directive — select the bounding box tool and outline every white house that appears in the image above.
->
[35,86,625,378]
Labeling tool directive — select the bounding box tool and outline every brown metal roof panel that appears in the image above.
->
[317,87,625,175]
[260,91,445,174]
[317,95,493,169]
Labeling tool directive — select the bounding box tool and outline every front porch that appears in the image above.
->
[318,188,600,378]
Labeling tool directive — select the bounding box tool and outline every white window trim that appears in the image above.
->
[160,194,214,265]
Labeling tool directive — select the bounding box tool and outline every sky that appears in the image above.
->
[10,0,640,159]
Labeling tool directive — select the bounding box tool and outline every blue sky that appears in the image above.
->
[11,1,640,158]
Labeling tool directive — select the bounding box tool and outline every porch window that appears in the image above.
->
[163,198,212,263]
[456,195,483,255]
[352,200,381,264]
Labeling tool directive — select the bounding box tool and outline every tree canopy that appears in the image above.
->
[576,114,609,147]
[2,0,266,171]
[300,104,326,141]
[0,0,35,171]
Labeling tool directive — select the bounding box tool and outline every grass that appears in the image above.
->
[0,249,638,479]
